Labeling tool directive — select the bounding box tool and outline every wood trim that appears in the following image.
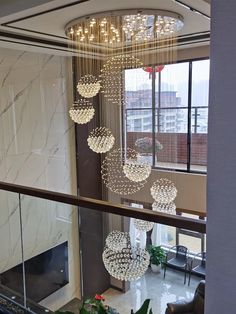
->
[0,181,206,233]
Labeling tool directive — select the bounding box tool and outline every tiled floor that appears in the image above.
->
[60,269,201,314]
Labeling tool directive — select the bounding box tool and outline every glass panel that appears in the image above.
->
[20,195,80,312]
[155,108,188,170]
[191,59,209,172]
[0,190,25,306]
[155,62,189,170]
[125,68,152,109]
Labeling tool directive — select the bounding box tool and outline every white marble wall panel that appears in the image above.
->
[0,47,80,310]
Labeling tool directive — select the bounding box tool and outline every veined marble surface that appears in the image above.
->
[0,48,80,310]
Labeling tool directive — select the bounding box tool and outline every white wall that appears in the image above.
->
[0,47,80,310]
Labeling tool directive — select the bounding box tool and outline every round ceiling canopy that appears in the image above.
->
[65,9,184,45]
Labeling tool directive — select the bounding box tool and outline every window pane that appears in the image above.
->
[191,60,209,172]
[154,63,189,170]
[125,68,152,109]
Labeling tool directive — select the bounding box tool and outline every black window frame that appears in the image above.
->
[123,57,210,174]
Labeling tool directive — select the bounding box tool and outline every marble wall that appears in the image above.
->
[0,48,80,310]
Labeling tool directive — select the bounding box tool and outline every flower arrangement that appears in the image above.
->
[56,296,153,314]
[135,137,163,154]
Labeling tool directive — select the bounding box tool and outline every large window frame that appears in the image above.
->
[123,57,209,174]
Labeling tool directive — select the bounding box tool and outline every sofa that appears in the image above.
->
[165,280,205,314]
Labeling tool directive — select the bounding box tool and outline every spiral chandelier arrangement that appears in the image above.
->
[105,231,128,252]
[101,148,147,195]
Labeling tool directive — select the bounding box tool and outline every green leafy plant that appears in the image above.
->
[131,299,153,314]
[147,245,166,266]
[56,295,118,314]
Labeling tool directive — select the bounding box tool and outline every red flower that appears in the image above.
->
[95,294,105,301]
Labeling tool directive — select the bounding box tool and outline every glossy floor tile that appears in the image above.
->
[59,269,201,314]
[103,268,200,314]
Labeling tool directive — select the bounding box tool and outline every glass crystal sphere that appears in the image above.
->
[69,99,95,124]
[123,160,151,182]
[101,148,147,195]
[87,127,115,153]
[103,244,150,281]
[150,178,177,204]
[152,201,176,214]
[133,219,154,232]
[100,55,143,105]
[105,231,128,252]
[77,74,101,98]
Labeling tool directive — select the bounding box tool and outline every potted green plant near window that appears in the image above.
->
[147,245,166,273]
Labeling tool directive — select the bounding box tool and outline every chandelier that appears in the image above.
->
[134,219,154,232]
[66,10,184,45]
[123,159,151,182]
[77,74,101,98]
[101,148,147,195]
[152,201,176,214]
[150,178,177,204]
[103,233,150,281]
[87,127,115,153]
[105,231,128,252]
[100,55,143,105]
[69,99,95,124]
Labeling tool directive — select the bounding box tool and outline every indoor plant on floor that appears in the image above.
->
[147,245,166,273]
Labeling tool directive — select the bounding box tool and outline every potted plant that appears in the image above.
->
[147,245,166,273]
[56,296,153,314]
[135,137,163,155]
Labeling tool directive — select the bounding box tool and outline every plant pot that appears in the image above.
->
[151,264,161,273]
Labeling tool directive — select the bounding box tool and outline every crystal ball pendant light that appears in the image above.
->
[77,74,101,98]
[133,219,154,232]
[101,148,147,195]
[150,178,177,204]
[152,201,176,214]
[103,232,150,281]
[105,231,128,252]
[69,99,95,124]
[87,127,115,153]
[123,160,151,182]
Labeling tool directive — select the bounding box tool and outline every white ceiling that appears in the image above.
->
[0,0,210,55]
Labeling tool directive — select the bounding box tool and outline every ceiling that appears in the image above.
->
[0,0,210,55]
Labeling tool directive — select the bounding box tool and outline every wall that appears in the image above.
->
[206,1,236,313]
[0,47,80,310]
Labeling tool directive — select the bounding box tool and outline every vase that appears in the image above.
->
[151,264,161,273]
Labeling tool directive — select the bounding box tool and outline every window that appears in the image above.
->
[124,59,210,173]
